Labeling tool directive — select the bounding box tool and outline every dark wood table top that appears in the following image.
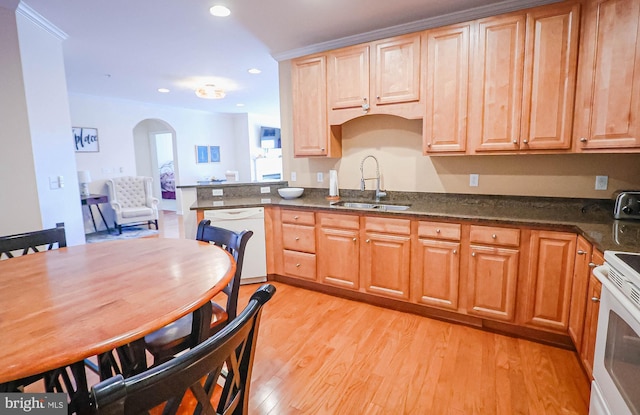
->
[0,238,235,383]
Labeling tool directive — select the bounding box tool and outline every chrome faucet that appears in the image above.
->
[360,155,387,202]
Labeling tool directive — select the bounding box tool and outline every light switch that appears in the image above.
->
[469,174,479,187]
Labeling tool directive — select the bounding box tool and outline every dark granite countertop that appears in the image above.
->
[190,186,640,253]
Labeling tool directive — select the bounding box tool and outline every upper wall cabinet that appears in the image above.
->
[291,55,342,157]
[423,22,472,153]
[327,34,422,125]
[574,0,640,151]
[468,2,580,153]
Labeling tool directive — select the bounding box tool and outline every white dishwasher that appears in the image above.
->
[204,207,267,284]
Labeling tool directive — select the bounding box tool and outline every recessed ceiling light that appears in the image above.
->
[236,103,245,107]
[210,5,231,17]
[248,68,261,74]
[157,88,170,93]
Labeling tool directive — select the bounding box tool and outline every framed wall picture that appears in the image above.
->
[74,127,99,152]
[195,145,209,163]
[210,146,220,163]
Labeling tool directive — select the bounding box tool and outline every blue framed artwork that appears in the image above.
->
[196,145,209,163]
[210,146,220,163]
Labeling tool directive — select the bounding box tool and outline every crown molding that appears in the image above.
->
[17,1,68,40]
[272,0,561,61]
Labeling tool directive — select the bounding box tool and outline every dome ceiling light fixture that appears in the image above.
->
[195,84,226,99]
[210,5,231,17]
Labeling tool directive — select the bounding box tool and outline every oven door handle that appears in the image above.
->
[593,264,609,284]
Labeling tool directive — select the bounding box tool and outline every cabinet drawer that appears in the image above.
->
[282,223,316,253]
[469,225,520,247]
[281,209,315,225]
[283,250,317,280]
[418,221,461,240]
[364,216,411,235]
[317,212,360,230]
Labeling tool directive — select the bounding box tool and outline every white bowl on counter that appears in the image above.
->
[278,187,304,199]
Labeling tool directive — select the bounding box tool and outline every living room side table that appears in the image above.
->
[81,193,111,233]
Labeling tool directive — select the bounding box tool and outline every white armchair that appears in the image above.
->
[106,176,159,234]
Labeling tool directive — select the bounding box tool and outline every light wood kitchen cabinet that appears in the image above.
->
[327,33,422,125]
[422,22,472,153]
[316,212,360,290]
[467,225,520,321]
[568,236,594,349]
[469,2,580,153]
[280,209,317,281]
[361,216,412,300]
[523,230,577,332]
[291,55,342,157]
[574,0,640,151]
[581,272,602,379]
[411,221,461,310]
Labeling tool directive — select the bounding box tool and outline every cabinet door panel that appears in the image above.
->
[328,45,369,110]
[467,245,519,321]
[470,14,526,151]
[521,3,579,150]
[292,56,329,156]
[525,231,576,331]
[411,239,460,310]
[317,227,360,289]
[423,23,471,153]
[575,0,640,149]
[362,232,411,299]
[568,236,592,349]
[580,274,602,379]
[373,35,421,105]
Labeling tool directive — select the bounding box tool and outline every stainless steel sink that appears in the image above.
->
[331,201,410,211]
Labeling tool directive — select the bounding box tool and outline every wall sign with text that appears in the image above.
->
[73,127,99,152]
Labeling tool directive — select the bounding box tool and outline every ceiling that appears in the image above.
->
[21,0,552,119]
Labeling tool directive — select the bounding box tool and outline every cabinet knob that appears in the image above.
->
[523,139,529,144]
[492,234,497,239]
[471,252,476,257]
[362,103,370,112]
[376,96,380,100]
[295,263,301,267]
[589,262,597,268]
[293,216,299,220]
[353,238,357,242]
[436,229,441,233]
[295,237,300,241]
[580,137,588,143]
[513,140,518,144]
[577,250,586,255]
[453,249,457,254]
[363,97,367,101]
[591,296,600,303]
[427,143,431,147]
[366,239,370,243]
[321,148,326,152]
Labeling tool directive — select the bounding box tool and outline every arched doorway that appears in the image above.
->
[132,119,178,211]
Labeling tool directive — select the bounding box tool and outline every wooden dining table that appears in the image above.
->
[0,238,235,387]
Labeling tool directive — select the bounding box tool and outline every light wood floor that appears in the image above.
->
[34,211,591,414]
[160,210,591,414]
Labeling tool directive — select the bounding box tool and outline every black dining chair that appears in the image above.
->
[0,222,66,259]
[90,284,276,415]
[143,219,253,365]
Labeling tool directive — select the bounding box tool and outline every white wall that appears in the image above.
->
[70,94,250,229]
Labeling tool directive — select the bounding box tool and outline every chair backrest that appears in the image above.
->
[0,223,66,259]
[90,284,276,415]
[106,176,153,208]
[196,219,253,320]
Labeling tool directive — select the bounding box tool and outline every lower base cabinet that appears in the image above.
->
[317,213,360,289]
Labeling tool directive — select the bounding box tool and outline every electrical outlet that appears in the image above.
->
[212,189,224,196]
[317,172,324,183]
[469,174,479,187]
[291,172,297,182]
[49,176,59,190]
[595,175,608,190]
[260,186,270,194]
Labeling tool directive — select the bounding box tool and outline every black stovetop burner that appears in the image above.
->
[615,252,640,274]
